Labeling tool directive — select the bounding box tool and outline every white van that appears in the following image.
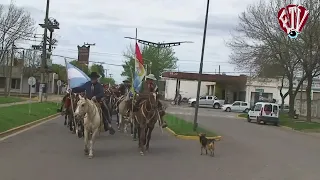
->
[247,102,280,126]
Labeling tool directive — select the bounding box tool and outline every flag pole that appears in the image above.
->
[65,58,77,134]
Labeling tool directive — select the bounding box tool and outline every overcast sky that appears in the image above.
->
[2,0,256,83]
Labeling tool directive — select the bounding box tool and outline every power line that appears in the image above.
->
[55,48,232,64]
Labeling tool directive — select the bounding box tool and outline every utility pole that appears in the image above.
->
[38,0,59,101]
[193,0,210,131]
[109,74,112,78]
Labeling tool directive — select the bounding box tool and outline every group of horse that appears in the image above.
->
[61,86,164,158]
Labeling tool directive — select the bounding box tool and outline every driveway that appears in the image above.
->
[167,105,320,180]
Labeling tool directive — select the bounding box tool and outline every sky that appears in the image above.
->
[1,0,256,83]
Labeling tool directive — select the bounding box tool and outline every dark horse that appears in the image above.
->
[132,92,158,155]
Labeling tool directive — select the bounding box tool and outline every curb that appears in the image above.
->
[165,127,222,141]
[0,113,60,138]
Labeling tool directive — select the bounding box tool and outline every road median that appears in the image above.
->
[0,102,60,138]
[164,113,222,140]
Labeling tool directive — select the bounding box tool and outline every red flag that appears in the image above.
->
[135,43,143,65]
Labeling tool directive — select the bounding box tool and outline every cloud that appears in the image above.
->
[2,0,258,83]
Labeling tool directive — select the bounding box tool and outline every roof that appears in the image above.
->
[162,72,247,85]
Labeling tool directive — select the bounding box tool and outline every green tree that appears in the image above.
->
[90,64,105,77]
[51,63,67,82]
[70,60,89,75]
[100,77,115,85]
[121,45,178,80]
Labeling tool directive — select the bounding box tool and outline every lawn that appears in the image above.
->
[0,96,24,104]
[164,113,217,136]
[239,113,320,131]
[0,102,59,133]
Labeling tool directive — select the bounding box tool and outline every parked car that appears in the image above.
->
[188,95,225,108]
[247,102,279,126]
[279,104,289,113]
[221,101,250,112]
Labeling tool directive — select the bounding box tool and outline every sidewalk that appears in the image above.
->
[0,95,63,108]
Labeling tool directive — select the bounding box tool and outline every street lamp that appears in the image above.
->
[193,0,210,131]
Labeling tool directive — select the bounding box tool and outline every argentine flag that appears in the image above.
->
[66,63,90,88]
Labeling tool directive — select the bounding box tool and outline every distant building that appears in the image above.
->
[161,71,320,106]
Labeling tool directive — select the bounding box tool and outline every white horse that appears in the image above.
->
[74,96,102,158]
[117,93,131,133]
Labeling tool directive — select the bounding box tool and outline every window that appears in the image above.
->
[199,97,206,100]
[207,96,213,99]
[273,105,278,113]
[264,104,272,112]
[0,77,5,88]
[233,102,240,106]
[11,79,20,89]
[241,102,248,106]
[254,104,262,111]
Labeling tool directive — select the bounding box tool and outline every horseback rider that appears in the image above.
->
[118,80,131,96]
[72,72,115,135]
[134,74,167,128]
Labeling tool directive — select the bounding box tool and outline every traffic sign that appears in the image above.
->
[28,77,36,86]
[57,80,62,86]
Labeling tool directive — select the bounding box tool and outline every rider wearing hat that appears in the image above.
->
[72,72,115,134]
[135,74,167,128]
[118,80,131,96]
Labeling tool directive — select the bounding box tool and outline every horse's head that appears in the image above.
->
[74,95,89,119]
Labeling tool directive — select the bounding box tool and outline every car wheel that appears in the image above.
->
[244,108,249,113]
[226,107,231,112]
[191,102,196,107]
[213,103,220,109]
[247,115,251,122]
[257,117,261,124]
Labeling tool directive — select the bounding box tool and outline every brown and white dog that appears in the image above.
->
[199,133,215,157]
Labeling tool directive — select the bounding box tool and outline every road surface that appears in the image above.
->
[1,106,320,180]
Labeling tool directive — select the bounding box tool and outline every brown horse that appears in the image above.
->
[132,92,158,155]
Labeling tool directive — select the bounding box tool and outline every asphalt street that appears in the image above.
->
[1,105,320,180]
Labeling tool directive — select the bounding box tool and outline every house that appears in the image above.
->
[0,66,59,95]
[161,72,247,103]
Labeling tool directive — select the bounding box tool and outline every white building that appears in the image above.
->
[161,71,320,106]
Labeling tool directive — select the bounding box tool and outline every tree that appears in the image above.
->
[121,44,178,80]
[90,64,105,77]
[100,77,115,85]
[0,1,35,64]
[70,60,89,75]
[0,1,35,95]
[288,1,320,121]
[51,63,67,82]
[227,0,311,117]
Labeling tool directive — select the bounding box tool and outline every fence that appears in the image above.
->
[295,99,320,118]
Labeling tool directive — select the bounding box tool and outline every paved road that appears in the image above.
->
[1,106,320,179]
[168,106,320,180]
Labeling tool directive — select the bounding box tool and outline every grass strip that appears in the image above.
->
[0,102,59,133]
[165,113,217,136]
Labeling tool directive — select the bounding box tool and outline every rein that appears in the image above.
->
[139,95,157,124]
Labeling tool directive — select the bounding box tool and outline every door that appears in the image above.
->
[199,96,207,106]
[272,105,279,118]
[250,104,262,118]
[240,102,248,111]
[232,102,241,111]
[206,96,214,105]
